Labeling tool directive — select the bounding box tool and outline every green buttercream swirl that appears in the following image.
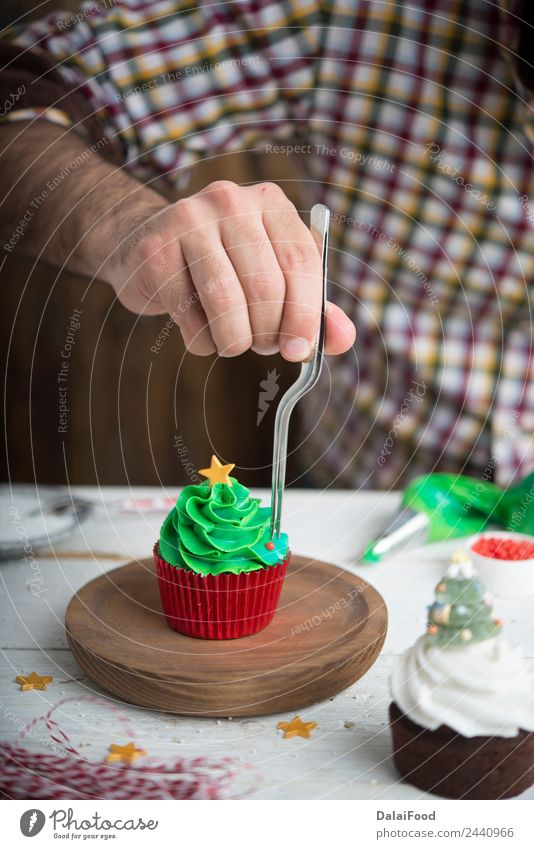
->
[159,478,289,575]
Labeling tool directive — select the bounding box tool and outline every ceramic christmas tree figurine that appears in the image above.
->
[426,550,501,647]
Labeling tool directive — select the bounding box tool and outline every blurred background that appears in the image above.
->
[0,0,303,489]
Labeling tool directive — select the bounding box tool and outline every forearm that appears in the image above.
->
[0,122,168,281]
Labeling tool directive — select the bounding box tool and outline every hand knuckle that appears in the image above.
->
[279,241,318,271]
[202,278,239,309]
[253,334,279,351]
[222,337,252,356]
[245,271,284,303]
[174,196,202,228]
[209,179,237,194]
[207,180,242,212]
[136,231,167,264]
[230,224,265,249]
[258,181,284,197]
[135,235,180,293]
[189,240,216,265]
[288,299,319,320]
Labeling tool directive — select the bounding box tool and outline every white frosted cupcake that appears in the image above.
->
[389,552,534,798]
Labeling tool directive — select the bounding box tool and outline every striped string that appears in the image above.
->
[1,696,251,799]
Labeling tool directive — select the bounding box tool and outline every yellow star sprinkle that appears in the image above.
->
[198,455,235,487]
[15,671,53,691]
[277,715,318,739]
[106,742,147,764]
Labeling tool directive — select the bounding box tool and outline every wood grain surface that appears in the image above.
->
[65,555,388,717]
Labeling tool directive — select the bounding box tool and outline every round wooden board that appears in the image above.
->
[65,555,388,717]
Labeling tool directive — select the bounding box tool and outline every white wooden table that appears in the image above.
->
[1,486,533,800]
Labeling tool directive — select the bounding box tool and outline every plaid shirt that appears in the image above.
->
[4,0,534,489]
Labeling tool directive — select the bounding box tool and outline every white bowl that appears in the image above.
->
[467,531,534,597]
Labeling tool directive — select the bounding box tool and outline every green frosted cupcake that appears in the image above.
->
[154,456,290,639]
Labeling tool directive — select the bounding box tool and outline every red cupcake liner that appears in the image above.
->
[154,544,290,640]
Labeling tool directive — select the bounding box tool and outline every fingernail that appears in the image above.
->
[283,337,311,361]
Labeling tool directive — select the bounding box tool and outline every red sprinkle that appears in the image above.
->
[471,536,534,561]
[265,541,275,551]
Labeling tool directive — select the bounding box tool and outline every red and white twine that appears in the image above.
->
[0,696,251,799]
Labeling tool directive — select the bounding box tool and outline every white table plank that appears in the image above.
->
[1,487,533,800]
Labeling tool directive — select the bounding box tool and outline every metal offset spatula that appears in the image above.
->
[270,203,330,538]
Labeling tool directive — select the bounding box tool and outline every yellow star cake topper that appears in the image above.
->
[106,741,147,764]
[277,715,318,739]
[15,671,53,691]
[198,455,235,487]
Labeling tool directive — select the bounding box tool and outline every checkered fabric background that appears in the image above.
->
[5,0,534,488]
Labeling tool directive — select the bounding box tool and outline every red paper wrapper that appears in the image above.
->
[154,545,290,639]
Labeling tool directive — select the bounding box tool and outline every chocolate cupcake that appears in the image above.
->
[154,456,290,639]
[389,552,534,798]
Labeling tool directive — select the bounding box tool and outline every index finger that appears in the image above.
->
[261,192,323,362]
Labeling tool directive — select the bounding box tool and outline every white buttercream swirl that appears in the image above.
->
[390,636,534,738]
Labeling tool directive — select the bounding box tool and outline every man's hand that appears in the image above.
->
[108,180,356,360]
[0,123,354,361]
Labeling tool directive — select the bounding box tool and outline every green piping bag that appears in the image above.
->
[362,471,534,563]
